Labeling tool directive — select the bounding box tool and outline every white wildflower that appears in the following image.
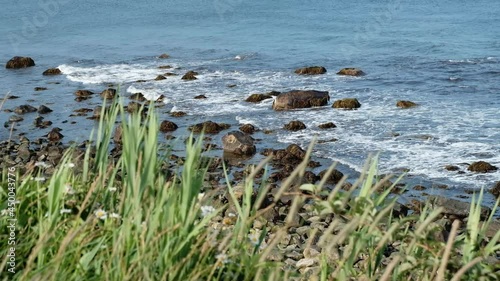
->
[60,208,72,214]
[201,205,216,217]
[94,209,107,220]
[33,177,46,182]
[65,163,75,168]
[109,213,121,219]
[248,230,261,246]
[215,253,230,266]
[34,162,51,169]
[197,192,205,201]
[64,183,75,195]
[108,187,117,192]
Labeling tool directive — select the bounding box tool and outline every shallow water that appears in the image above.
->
[1,0,499,207]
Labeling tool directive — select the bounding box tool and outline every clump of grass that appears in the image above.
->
[0,97,498,280]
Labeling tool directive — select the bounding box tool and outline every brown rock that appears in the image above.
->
[222,131,256,156]
[273,90,329,111]
[155,75,166,81]
[130,92,146,101]
[158,53,170,59]
[239,124,256,134]
[182,71,198,80]
[42,68,61,75]
[189,121,230,134]
[14,105,37,114]
[332,98,361,109]
[34,87,47,91]
[158,65,171,69]
[490,181,500,198]
[37,105,53,114]
[194,95,207,99]
[284,120,306,131]
[75,90,95,97]
[159,120,178,132]
[170,111,187,117]
[445,165,460,171]
[47,128,63,142]
[318,169,344,184]
[318,122,336,129]
[164,72,177,76]
[336,68,365,76]
[467,161,498,173]
[6,56,35,69]
[286,144,306,160]
[295,66,327,75]
[397,100,418,108]
[34,116,52,128]
[113,125,122,145]
[245,93,273,103]
[100,88,117,99]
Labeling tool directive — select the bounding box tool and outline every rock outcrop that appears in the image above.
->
[42,68,61,75]
[273,90,329,111]
[6,56,35,69]
[336,68,364,76]
[397,100,418,108]
[284,121,306,131]
[294,66,327,75]
[332,98,361,109]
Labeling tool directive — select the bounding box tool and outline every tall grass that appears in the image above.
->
[0,98,498,280]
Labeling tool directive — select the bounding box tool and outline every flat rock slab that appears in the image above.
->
[222,131,256,156]
[273,90,329,111]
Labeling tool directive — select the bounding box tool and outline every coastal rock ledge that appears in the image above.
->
[272,90,329,111]
[6,56,35,69]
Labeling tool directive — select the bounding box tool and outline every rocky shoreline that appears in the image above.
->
[3,55,500,219]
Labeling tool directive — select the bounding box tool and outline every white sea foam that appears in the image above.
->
[58,64,163,84]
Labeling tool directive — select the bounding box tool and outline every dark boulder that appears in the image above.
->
[332,98,361,109]
[130,92,146,101]
[42,68,61,75]
[273,90,329,111]
[34,116,52,128]
[75,90,95,97]
[467,161,498,173]
[37,105,53,114]
[286,144,306,160]
[245,93,273,103]
[397,100,418,108]
[34,87,47,91]
[170,111,187,117]
[182,71,198,80]
[6,56,35,69]
[158,53,170,59]
[336,68,365,76]
[284,120,306,131]
[294,66,327,75]
[319,169,344,184]
[47,128,63,142]
[490,181,500,199]
[14,105,37,114]
[155,75,167,81]
[159,120,178,132]
[222,131,256,156]
[100,88,117,99]
[318,122,336,129]
[189,121,230,134]
[444,165,460,171]
[239,124,256,134]
[194,95,207,99]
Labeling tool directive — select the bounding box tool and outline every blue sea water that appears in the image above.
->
[1,0,499,200]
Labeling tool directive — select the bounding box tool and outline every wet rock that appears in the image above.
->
[245,93,273,103]
[189,121,230,134]
[34,116,52,128]
[38,105,53,114]
[222,131,256,156]
[7,95,20,99]
[158,53,170,59]
[194,95,207,99]
[303,171,319,183]
[126,102,142,113]
[336,68,365,76]
[159,120,178,132]
[284,120,306,131]
[318,169,344,184]
[158,65,171,69]
[130,92,146,101]
[318,122,336,129]
[332,98,361,109]
[34,87,48,91]
[155,75,166,81]
[413,185,427,191]
[42,68,61,75]
[294,66,327,75]
[170,111,187,117]
[6,56,35,69]
[182,71,198,80]
[47,128,63,142]
[9,115,23,123]
[467,161,498,173]
[397,100,418,108]
[164,72,177,76]
[75,90,95,97]
[14,105,37,114]
[239,124,256,134]
[100,88,117,99]
[428,196,491,219]
[286,144,306,160]
[490,181,500,198]
[445,165,460,171]
[273,90,329,111]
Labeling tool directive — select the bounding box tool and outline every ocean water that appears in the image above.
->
[1,1,499,200]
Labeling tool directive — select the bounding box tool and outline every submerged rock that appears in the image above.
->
[155,75,167,81]
[332,98,361,109]
[284,121,306,131]
[182,71,198,80]
[222,131,256,156]
[75,90,95,97]
[467,161,498,173]
[273,90,329,111]
[42,68,62,75]
[6,56,35,69]
[158,53,170,59]
[336,68,365,76]
[294,66,327,75]
[245,93,273,103]
[318,122,336,129]
[397,100,418,108]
